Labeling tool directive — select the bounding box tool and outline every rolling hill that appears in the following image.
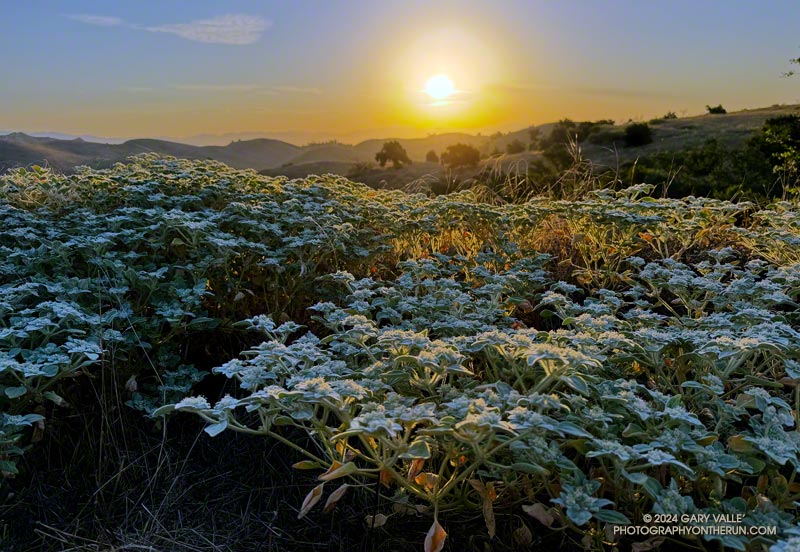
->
[0,134,302,173]
[3,104,798,177]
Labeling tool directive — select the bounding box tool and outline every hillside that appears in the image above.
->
[0,134,301,173]
[511,103,800,171]
[3,104,798,176]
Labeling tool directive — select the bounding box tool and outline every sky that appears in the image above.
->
[1,0,799,145]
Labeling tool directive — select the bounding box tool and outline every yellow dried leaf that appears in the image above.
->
[407,458,425,481]
[482,495,496,538]
[297,483,324,519]
[292,460,320,470]
[486,482,497,502]
[424,519,447,552]
[468,478,495,536]
[323,483,349,513]
[379,467,393,488]
[522,503,555,527]
[468,479,485,494]
[414,472,440,491]
[318,461,357,481]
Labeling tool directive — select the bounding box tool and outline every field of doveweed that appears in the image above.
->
[1,155,800,551]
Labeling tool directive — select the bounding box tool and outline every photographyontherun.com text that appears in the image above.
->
[613,513,777,537]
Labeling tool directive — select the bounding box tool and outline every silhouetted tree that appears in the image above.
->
[425,150,439,163]
[375,141,412,168]
[441,143,481,168]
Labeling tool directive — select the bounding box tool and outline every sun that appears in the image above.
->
[423,74,455,100]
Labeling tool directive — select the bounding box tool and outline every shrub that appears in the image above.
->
[587,128,625,145]
[441,143,481,168]
[624,122,653,147]
[706,104,727,114]
[506,139,526,154]
[347,161,374,176]
[540,119,614,149]
[425,150,439,163]
[541,119,576,149]
[649,112,678,125]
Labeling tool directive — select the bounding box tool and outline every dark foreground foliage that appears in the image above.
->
[1,157,799,551]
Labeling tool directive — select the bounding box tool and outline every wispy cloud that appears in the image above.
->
[271,86,323,96]
[67,14,123,27]
[143,14,270,45]
[166,83,322,95]
[117,86,156,93]
[67,13,270,45]
[170,83,264,92]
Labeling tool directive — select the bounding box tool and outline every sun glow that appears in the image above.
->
[423,74,455,100]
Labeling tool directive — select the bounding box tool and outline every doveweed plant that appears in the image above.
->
[2,156,800,550]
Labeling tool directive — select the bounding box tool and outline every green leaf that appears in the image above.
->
[0,460,19,475]
[742,456,767,474]
[400,440,432,459]
[562,375,589,395]
[557,421,592,438]
[622,471,648,485]
[4,386,27,399]
[151,404,175,417]
[292,460,322,470]
[204,420,228,437]
[622,423,646,438]
[727,434,754,453]
[593,509,631,525]
[43,391,67,407]
[643,477,663,498]
[318,461,358,481]
[511,462,549,475]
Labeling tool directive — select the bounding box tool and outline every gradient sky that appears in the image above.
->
[2,1,799,144]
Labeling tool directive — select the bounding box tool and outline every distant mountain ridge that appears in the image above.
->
[0,130,488,173]
[0,133,304,173]
[2,104,798,174]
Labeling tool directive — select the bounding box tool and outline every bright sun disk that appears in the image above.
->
[424,74,455,100]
